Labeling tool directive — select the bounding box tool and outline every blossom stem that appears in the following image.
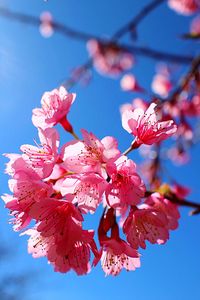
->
[123,139,140,156]
[123,145,134,156]
[59,117,79,139]
[71,130,79,140]
[59,117,73,132]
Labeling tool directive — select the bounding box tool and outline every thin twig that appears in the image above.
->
[0,6,192,65]
[0,6,99,42]
[112,0,165,40]
[167,54,200,102]
[145,190,200,213]
[121,43,193,64]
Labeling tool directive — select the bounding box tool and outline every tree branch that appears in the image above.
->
[112,0,166,40]
[168,54,200,101]
[0,0,166,42]
[0,4,194,91]
[0,5,192,65]
[121,43,193,64]
[0,6,100,42]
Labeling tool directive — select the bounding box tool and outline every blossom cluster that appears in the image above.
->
[168,0,200,15]
[2,86,181,276]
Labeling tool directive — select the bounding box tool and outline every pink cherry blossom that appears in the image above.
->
[25,229,51,258]
[122,103,177,146]
[151,74,172,98]
[20,128,59,178]
[139,159,158,183]
[182,94,200,116]
[49,239,92,274]
[4,153,22,176]
[9,173,52,217]
[61,129,120,176]
[163,101,181,118]
[190,15,200,34]
[3,154,53,228]
[167,145,190,165]
[45,163,67,181]
[26,199,97,274]
[32,86,76,131]
[58,173,108,214]
[25,228,93,275]
[172,183,191,199]
[39,11,54,38]
[87,39,134,77]
[2,172,52,231]
[175,122,193,141]
[120,74,144,93]
[168,0,200,15]
[105,156,145,210]
[120,98,148,115]
[123,206,169,249]
[100,238,140,276]
[2,72,196,277]
[145,192,180,230]
[96,210,140,276]
[2,194,32,231]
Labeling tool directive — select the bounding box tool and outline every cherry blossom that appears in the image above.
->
[26,227,95,275]
[39,11,54,38]
[105,156,145,210]
[58,173,108,214]
[2,75,196,276]
[32,86,76,132]
[100,238,140,276]
[145,192,180,230]
[172,183,191,199]
[190,15,200,34]
[20,128,59,178]
[120,98,148,115]
[4,153,23,176]
[175,121,193,141]
[87,39,134,77]
[61,129,120,176]
[2,0,200,279]
[96,209,140,276]
[120,74,144,93]
[182,94,200,117]
[2,173,52,231]
[26,199,97,274]
[123,205,169,249]
[122,103,177,146]
[151,74,172,98]
[167,145,190,165]
[168,0,200,15]
[1,194,32,231]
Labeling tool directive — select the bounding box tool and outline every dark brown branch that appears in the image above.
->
[0,3,195,95]
[0,6,193,65]
[0,6,99,42]
[145,190,200,214]
[181,33,200,40]
[121,43,193,64]
[0,0,166,42]
[62,59,93,90]
[112,0,165,40]
[168,54,200,101]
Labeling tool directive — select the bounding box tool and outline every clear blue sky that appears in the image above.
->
[0,1,200,299]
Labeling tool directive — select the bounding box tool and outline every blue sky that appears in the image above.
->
[0,1,200,299]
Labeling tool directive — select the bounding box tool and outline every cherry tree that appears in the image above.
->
[1,0,200,277]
